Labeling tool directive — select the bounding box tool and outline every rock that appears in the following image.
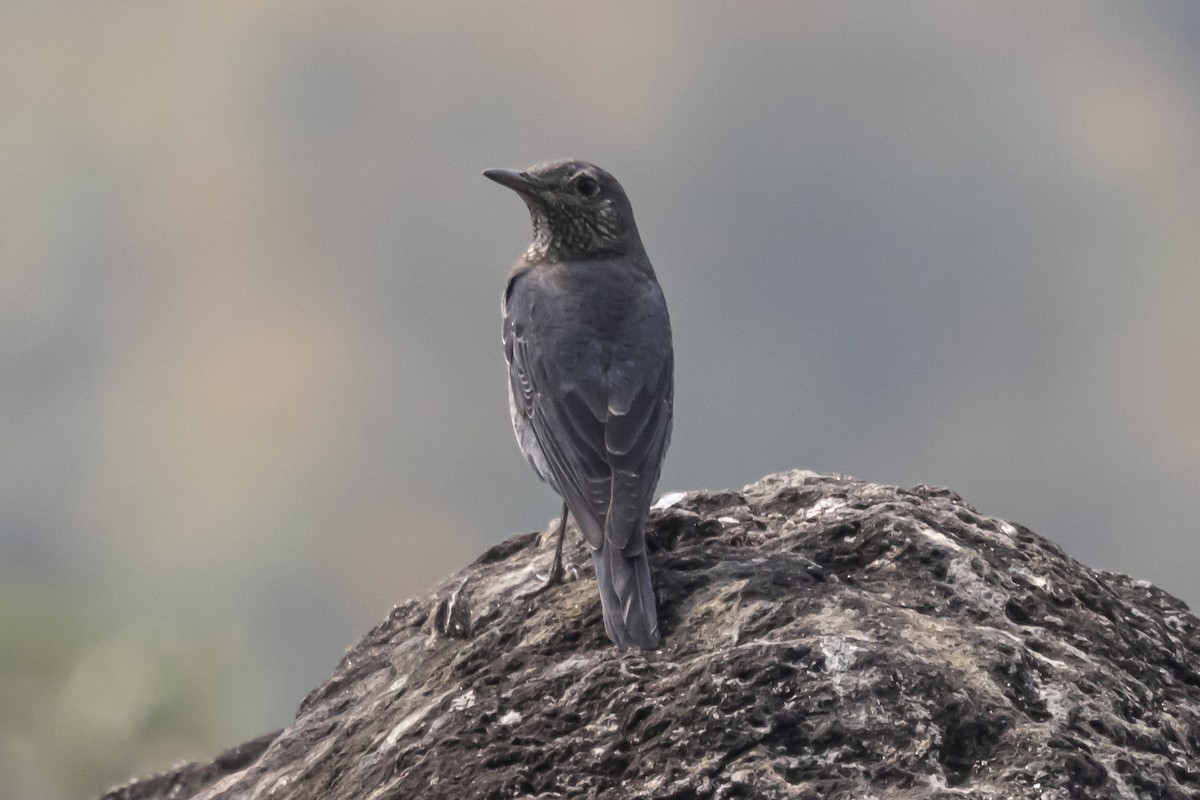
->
[98,471,1200,800]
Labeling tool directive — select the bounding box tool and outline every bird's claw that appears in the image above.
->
[536,561,579,585]
[528,560,579,596]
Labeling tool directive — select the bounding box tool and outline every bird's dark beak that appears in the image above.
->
[483,168,539,195]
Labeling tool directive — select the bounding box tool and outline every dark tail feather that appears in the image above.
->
[591,544,659,649]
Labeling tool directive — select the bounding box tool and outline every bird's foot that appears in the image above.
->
[536,560,579,587]
[523,560,579,597]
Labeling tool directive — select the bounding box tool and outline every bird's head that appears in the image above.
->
[484,160,644,263]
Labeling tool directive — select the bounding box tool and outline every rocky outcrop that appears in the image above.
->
[100,471,1200,799]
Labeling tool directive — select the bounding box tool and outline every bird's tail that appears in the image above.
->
[591,542,659,650]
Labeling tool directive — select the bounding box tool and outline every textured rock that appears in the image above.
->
[100,471,1200,799]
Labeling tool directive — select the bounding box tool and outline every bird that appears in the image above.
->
[484,159,673,650]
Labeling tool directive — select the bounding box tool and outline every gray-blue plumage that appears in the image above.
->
[486,160,672,650]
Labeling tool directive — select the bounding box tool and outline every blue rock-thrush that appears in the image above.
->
[485,160,673,650]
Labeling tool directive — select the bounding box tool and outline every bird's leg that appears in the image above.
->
[547,502,570,585]
[533,503,578,591]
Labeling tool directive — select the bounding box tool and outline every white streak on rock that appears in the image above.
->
[653,491,688,510]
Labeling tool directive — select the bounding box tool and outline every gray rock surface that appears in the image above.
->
[100,471,1200,799]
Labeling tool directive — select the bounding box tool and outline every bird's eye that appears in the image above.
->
[575,175,600,198]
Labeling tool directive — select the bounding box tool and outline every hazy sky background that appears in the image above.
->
[3,3,1200,797]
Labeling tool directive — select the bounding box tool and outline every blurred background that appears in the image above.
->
[3,2,1199,797]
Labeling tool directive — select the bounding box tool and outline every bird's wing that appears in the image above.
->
[592,282,672,650]
[601,285,674,554]
[504,269,613,544]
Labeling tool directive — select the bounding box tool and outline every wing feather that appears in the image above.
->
[505,270,610,545]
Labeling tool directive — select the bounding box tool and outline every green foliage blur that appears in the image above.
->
[0,580,257,800]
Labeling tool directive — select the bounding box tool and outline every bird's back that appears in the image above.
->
[504,258,672,648]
